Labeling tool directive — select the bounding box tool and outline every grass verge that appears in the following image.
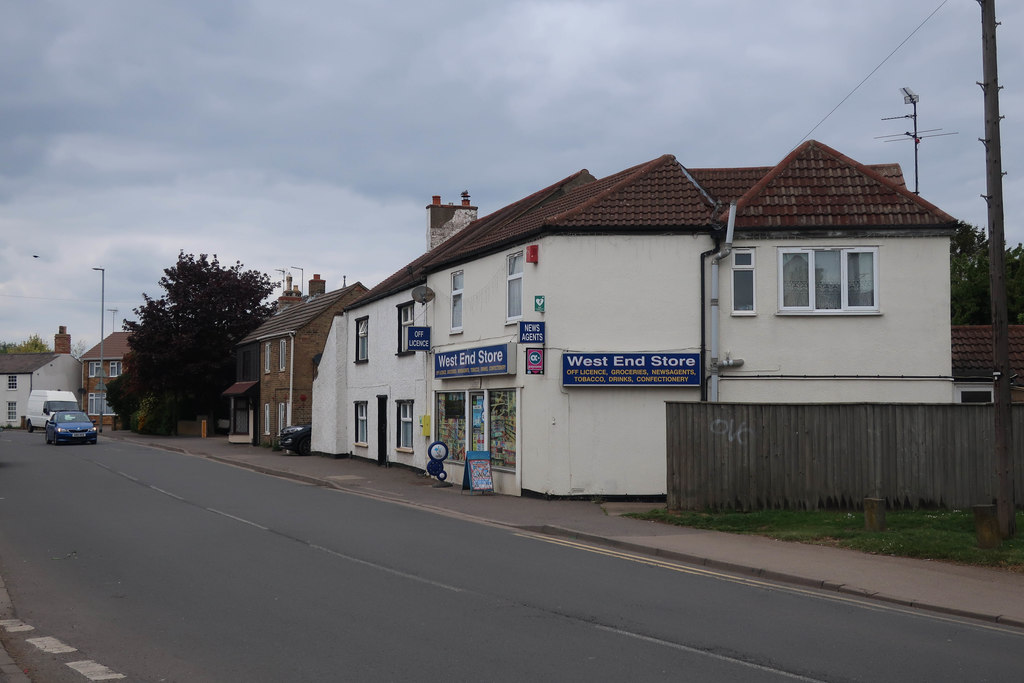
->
[628,508,1024,572]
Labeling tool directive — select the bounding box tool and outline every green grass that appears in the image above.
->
[629,508,1024,572]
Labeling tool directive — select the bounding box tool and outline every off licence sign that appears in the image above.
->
[562,352,701,386]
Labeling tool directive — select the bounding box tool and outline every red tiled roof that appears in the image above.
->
[353,140,954,304]
[721,140,952,228]
[951,325,1024,379]
[81,332,132,360]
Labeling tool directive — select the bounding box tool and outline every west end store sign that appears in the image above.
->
[435,344,516,378]
[562,352,701,386]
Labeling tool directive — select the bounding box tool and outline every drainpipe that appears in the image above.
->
[709,202,737,402]
[288,331,295,426]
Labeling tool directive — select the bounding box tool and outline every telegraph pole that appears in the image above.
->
[978,0,1015,538]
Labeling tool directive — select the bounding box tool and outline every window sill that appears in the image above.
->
[450,329,463,335]
[395,447,413,454]
[505,318,522,326]
[354,359,369,365]
[776,310,881,316]
[731,311,756,317]
[353,442,368,448]
[396,351,415,357]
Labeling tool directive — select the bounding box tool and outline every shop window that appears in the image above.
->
[435,392,466,462]
[488,390,516,468]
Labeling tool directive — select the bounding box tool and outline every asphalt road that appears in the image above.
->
[0,430,1021,682]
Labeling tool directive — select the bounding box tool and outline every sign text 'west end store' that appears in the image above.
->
[435,344,515,378]
[562,352,701,386]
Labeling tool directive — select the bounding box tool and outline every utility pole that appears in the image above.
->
[978,0,1015,538]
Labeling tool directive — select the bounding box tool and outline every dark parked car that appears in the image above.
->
[45,410,98,445]
[278,424,311,456]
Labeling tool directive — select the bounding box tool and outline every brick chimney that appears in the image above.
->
[426,191,477,250]
[54,326,71,354]
[278,274,302,311]
[308,274,326,296]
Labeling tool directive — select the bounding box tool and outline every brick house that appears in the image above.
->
[226,275,366,445]
[81,331,131,429]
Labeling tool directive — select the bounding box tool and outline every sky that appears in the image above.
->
[2,0,1022,352]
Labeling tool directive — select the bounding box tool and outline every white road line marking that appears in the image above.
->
[0,619,34,632]
[26,636,77,654]
[206,508,269,530]
[66,660,126,680]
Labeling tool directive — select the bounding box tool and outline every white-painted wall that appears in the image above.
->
[311,314,347,454]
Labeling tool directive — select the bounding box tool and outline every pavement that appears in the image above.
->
[3,429,1023,681]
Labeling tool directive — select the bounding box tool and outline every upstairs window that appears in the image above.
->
[451,270,464,332]
[108,361,122,378]
[732,249,755,315]
[7,375,16,390]
[264,342,271,373]
[88,361,102,378]
[355,317,369,362]
[398,303,414,353]
[279,339,287,371]
[779,247,878,313]
[506,251,524,321]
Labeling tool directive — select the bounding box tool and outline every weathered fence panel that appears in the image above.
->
[666,403,1024,511]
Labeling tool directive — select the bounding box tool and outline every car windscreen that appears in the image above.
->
[47,401,80,412]
[56,412,91,422]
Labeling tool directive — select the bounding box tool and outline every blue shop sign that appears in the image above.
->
[435,343,516,378]
[407,326,431,351]
[519,321,545,344]
[562,352,701,386]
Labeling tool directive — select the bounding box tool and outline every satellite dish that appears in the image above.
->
[411,285,435,303]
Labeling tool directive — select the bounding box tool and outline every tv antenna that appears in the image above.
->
[875,87,957,195]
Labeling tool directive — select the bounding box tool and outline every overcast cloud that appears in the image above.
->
[2,1,1021,350]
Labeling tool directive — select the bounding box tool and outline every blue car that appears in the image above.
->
[45,410,98,445]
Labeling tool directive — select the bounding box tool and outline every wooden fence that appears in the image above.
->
[666,402,1024,511]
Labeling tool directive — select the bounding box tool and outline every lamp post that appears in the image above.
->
[92,267,105,432]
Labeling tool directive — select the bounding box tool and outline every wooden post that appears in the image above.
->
[974,504,1001,549]
[864,498,886,532]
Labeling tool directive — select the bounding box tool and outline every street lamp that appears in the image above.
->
[92,267,105,432]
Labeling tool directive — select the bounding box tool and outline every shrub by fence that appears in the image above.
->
[666,402,1024,511]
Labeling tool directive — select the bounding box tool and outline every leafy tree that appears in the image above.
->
[123,253,275,431]
[949,221,1024,325]
[0,334,52,354]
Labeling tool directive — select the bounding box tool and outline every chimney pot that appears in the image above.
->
[432,195,441,206]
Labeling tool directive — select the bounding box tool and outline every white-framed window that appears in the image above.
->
[732,249,756,315]
[779,247,878,312]
[88,361,102,378]
[355,402,368,444]
[506,251,524,321]
[398,303,414,353]
[451,270,464,332]
[108,361,122,378]
[955,385,993,403]
[397,400,414,449]
[264,403,271,435]
[7,375,16,390]
[279,339,287,371]
[278,402,286,432]
[355,317,369,362]
[264,342,271,374]
[7,402,16,421]
[88,393,111,416]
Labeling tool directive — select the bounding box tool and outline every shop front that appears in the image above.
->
[433,343,520,493]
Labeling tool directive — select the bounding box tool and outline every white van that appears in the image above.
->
[26,390,80,433]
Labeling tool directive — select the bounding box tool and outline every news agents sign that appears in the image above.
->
[562,352,701,387]
[407,326,431,351]
[519,321,545,344]
[435,343,516,378]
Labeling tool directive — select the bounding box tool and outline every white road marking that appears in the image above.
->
[0,619,34,632]
[66,660,126,680]
[26,636,77,653]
